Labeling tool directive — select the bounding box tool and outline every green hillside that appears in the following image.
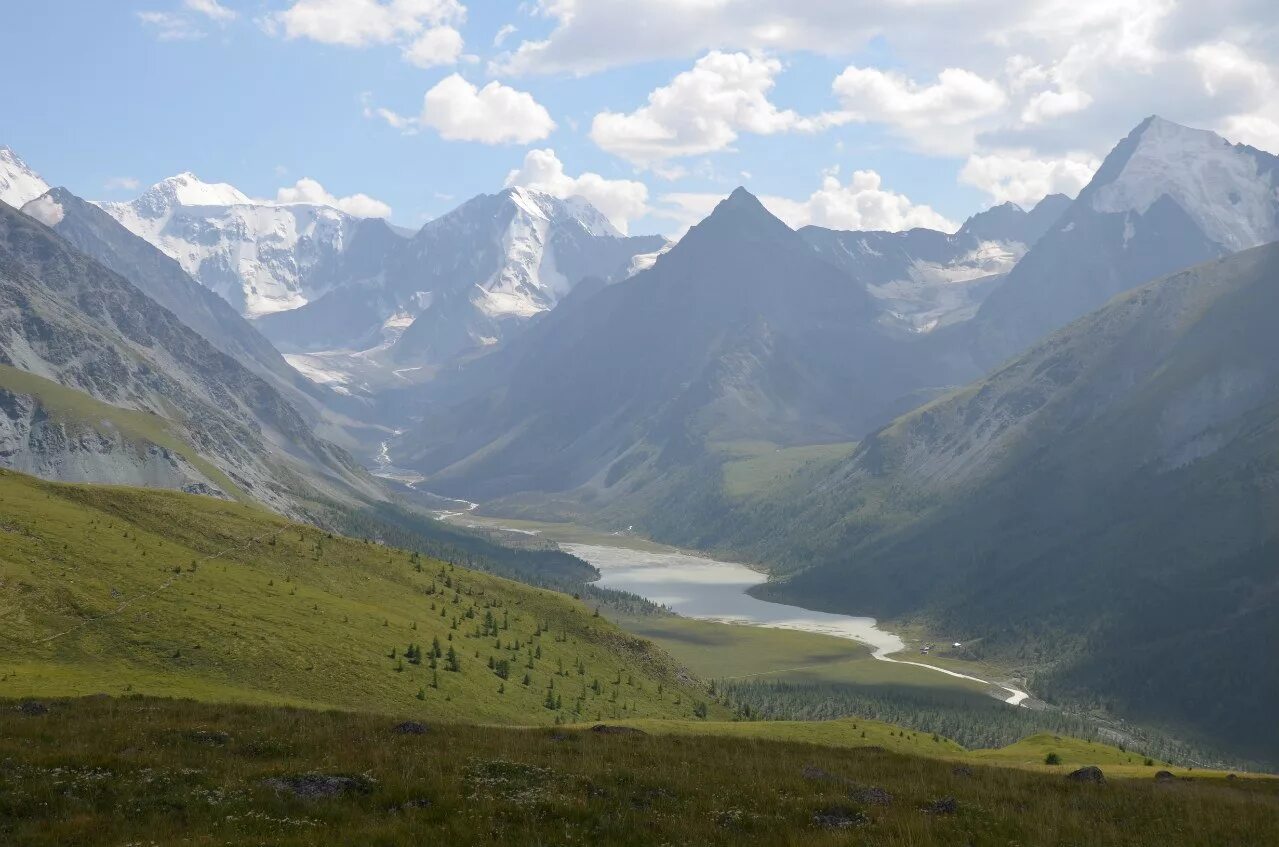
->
[2,697,1274,847]
[0,471,713,723]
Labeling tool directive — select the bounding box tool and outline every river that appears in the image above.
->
[563,542,1030,706]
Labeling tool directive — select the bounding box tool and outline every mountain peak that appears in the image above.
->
[142,172,252,208]
[0,145,51,209]
[1086,116,1279,252]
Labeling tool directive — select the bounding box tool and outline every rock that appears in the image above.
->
[1154,770,1177,783]
[262,773,375,799]
[392,721,428,735]
[923,796,959,815]
[852,786,893,807]
[1226,773,1238,781]
[812,805,868,829]
[1065,766,1106,784]
[951,764,974,778]
[590,724,646,735]
[16,701,48,716]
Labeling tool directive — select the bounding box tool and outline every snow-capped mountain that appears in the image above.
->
[801,195,1070,334]
[99,173,370,317]
[256,186,666,377]
[0,146,50,209]
[972,116,1279,364]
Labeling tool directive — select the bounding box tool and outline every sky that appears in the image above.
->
[3,1,1277,236]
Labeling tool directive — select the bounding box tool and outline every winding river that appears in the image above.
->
[563,543,1030,706]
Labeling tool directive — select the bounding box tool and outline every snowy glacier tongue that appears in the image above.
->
[1091,117,1279,253]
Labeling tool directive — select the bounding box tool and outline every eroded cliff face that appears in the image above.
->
[0,390,226,496]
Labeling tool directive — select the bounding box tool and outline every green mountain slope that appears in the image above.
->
[0,470,710,723]
[731,243,1279,761]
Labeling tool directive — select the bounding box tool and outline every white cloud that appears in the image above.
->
[184,0,236,23]
[504,148,649,233]
[959,151,1100,207]
[104,176,141,192]
[370,74,556,144]
[402,25,464,67]
[138,0,236,40]
[499,1,1279,174]
[275,177,392,218]
[590,52,844,167]
[493,24,517,47]
[137,11,205,40]
[24,195,66,228]
[1190,42,1279,154]
[831,66,1007,155]
[657,170,955,237]
[763,169,957,233]
[266,0,466,68]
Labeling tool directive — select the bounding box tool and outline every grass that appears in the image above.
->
[1,696,1274,846]
[616,613,993,693]
[0,470,715,724]
[714,440,857,499]
[0,364,246,500]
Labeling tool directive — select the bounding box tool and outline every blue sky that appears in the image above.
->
[4,1,1276,235]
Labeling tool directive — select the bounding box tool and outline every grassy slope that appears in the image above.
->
[715,440,858,499]
[0,364,246,499]
[618,613,993,692]
[2,697,1274,847]
[0,471,713,724]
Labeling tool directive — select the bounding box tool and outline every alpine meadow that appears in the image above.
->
[2,2,1278,844]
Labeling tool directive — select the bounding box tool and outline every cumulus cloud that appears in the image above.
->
[762,169,957,233]
[368,74,556,144]
[590,52,844,167]
[402,25,464,67]
[831,66,1007,156]
[275,177,392,218]
[959,151,1100,207]
[1190,42,1279,153]
[657,170,955,237]
[504,148,649,233]
[265,0,466,68]
[500,0,1279,171]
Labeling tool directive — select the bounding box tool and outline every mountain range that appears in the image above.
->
[2,114,1277,761]
[736,241,1279,759]
[0,198,381,516]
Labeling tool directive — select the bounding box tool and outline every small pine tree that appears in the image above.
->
[446,646,460,672]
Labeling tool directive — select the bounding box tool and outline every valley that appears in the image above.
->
[3,36,1279,840]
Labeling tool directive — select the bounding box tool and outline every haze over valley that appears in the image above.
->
[3,3,1278,844]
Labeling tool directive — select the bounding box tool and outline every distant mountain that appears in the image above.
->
[971,116,1279,364]
[801,194,1070,334]
[736,242,1279,760]
[390,188,952,507]
[0,201,383,515]
[99,173,377,317]
[0,146,50,209]
[256,187,666,368]
[21,186,387,455]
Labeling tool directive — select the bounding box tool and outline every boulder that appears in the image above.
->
[1065,766,1106,784]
